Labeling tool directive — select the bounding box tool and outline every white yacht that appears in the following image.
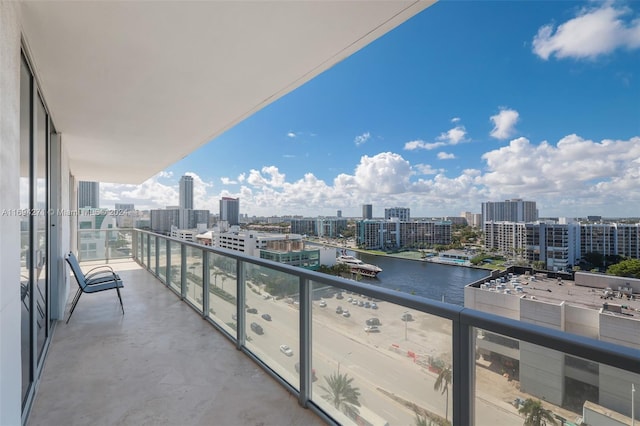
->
[336,255,382,278]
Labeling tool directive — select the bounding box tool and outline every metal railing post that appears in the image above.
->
[299,277,311,407]
[165,238,171,287]
[154,235,159,275]
[202,251,210,318]
[236,261,246,349]
[181,244,187,300]
[453,319,475,426]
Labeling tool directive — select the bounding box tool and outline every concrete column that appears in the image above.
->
[0,1,24,424]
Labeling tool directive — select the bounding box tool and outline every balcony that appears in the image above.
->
[29,230,640,426]
[27,258,323,426]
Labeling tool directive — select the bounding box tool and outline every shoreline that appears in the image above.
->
[310,240,497,272]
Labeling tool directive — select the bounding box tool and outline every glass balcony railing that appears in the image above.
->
[77,228,134,262]
[131,229,640,426]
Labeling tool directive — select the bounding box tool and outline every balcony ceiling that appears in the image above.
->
[21,1,434,184]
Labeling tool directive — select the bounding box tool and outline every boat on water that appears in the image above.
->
[336,255,382,278]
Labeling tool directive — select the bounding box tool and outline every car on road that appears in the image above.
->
[319,300,327,307]
[364,301,371,308]
[364,325,380,333]
[336,293,344,300]
[371,303,378,310]
[401,312,413,321]
[335,306,343,314]
[366,318,381,326]
[294,362,318,381]
[351,300,358,305]
[261,313,272,321]
[347,297,353,302]
[342,310,351,317]
[280,344,293,356]
[358,300,365,307]
[250,322,264,335]
[246,307,258,314]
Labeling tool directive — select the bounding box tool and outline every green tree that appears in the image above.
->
[583,252,604,268]
[532,261,546,270]
[518,398,557,426]
[320,372,361,416]
[433,365,452,423]
[607,258,640,278]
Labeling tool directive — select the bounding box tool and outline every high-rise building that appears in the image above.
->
[114,203,135,228]
[220,197,240,226]
[336,210,342,218]
[179,175,194,210]
[78,181,99,208]
[481,199,537,225]
[362,204,373,220]
[384,207,410,222]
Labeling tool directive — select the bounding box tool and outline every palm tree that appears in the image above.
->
[414,412,434,426]
[433,365,452,422]
[320,372,361,416]
[518,398,557,426]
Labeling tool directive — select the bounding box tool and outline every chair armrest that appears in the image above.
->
[85,265,117,281]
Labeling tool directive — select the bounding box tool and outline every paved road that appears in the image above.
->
[181,267,524,425]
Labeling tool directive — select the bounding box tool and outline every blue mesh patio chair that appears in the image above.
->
[64,252,124,324]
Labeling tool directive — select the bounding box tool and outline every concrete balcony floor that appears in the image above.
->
[28,260,323,426]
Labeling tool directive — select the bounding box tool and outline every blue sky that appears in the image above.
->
[103,1,640,218]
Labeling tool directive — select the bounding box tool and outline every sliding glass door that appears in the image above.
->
[20,51,52,413]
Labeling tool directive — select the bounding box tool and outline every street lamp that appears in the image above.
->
[337,351,352,375]
[404,311,409,341]
[632,383,636,426]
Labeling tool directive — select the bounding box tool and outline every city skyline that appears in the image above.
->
[100,1,640,217]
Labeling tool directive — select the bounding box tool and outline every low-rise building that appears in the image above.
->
[465,269,640,419]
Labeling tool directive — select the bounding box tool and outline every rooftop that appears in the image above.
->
[474,272,640,319]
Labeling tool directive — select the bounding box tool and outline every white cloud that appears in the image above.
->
[221,177,236,185]
[246,166,286,188]
[405,122,468,152]
[437,126,467,145]
[100,134,640,217]
[287,132,296,138]
[414,164,440,175]
[490,108,519,140]
[451,117,461,123]
[437,152,456,160]
[533,4,640,60]
[479,135,640,208]
[354,132,371,146]
[403,140,446,151]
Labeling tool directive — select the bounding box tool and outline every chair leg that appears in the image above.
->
[116,287,124,315]
[66,287,83,324]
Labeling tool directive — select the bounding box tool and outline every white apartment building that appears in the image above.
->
[216,230,305,258]
[485,221,640,269]
[481,199,538,225]
[356,219,451,250]
[384,207,410,222]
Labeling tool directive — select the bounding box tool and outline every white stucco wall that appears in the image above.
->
[520,297,562,330]
[464,287,520,320]
[519,342,565,406]
[0,1,23,424]
[599,365,640,421]
[519,299,564,405]
[564,304,599,339]
[599,313,640,349]
[575,271,640,293]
